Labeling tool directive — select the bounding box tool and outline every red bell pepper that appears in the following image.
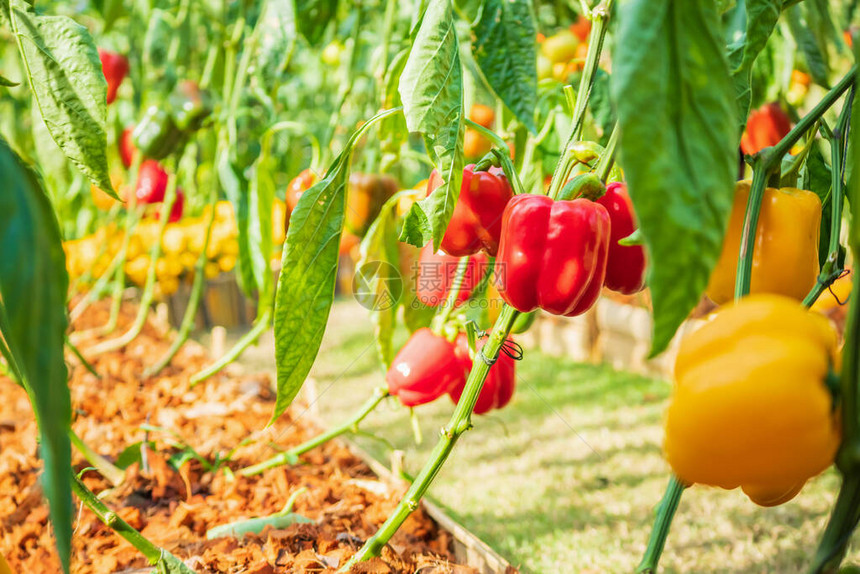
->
[428,164,513,257]
[416,244,489,307]
[135,160,169,204]
[495,194,610,316]
[386,328,465,407]
[596,182,646,294]
[98,49,129,105]
[120,126,136,168]
[450,334,516,415]
[740,102,791,156]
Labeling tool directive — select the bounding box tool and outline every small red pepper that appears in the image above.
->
[98,49,129,105]
[386,328,465,407]
[120,126,136,168]
[135,159,169,204]
[740,102,791,156]
[495,194,610,316]
[163,188,184,223]
[286,168,319,211]
[450,335,516,415]
[596,182,646,294]
[415,244,489,307]
[428,164,513,257]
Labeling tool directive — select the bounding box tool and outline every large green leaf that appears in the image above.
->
[398,0,465,249]
[471,0,537,133]
[255,0,297,93]
[612,0,737,354]
[9,0,114,196]
[249,153,276,299]
[271,157,348,423]
[0,138,72,573]
[218,156,257,298]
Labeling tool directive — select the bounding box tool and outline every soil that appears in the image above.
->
[0,300,499,574]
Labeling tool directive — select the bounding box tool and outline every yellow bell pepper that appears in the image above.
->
[707,181,821,304]
[664,294,840,506]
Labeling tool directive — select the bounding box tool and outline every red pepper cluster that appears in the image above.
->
[386,328,516,415]
[496,181,646,315]
[416,165,647,318]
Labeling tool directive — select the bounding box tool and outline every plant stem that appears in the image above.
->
[636,476,685,574]
[64,336,100,380]
[434,257,470,330]
[238,387,390,477]
[595,123,619,183]
[733,167,769,300]
[70,472,162,563]
[341,305,520,569]
[762,67,855,170]
[189,306,273,386]
[68,429,125,486]
[69,249,125,323]
[144,197,217,378]
[464,118,508,152]
[809,476,860,573]
[87,162,182,356]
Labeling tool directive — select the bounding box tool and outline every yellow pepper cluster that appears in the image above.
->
[64,200,287,298]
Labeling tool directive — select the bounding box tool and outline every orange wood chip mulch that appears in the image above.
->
[0,300,490,573]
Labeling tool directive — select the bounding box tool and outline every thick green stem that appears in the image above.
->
[595,124,619,183]
[341,305,521,569]
[809,476,860,573]
[636,476,685,574]
[189,306,273,386]
[71,472,162,563]
[69,429,125,486]
[144,198,217,378]
[238,387,390,477]
[734,168,769,300]
[464,118,508,152]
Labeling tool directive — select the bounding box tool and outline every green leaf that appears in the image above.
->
[296,0,338,45]
[155,552,196,574]
[398,0,465,249]
[728,0,782,131]
[471,0,537,133]
[250,153,276,299]
[255,0,297,92]
[218,156,257,297]
[0,137,72,573]
[143,9,176,95]
[786,2,831,87]
[0,72,18,86]
[271,163,347,422]
[356,195,404,368]
[206,512,313,540]
[9,1,114,196]
[612,0,737,355]
[801,143,834,267]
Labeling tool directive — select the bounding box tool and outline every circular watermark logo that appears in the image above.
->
[352,260,403,311]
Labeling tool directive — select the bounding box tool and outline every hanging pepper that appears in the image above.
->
[495,194,610,316]
[664,295,840,507]
[450,334,516,415]
[706,180,821,304]
[119,127,136,168]
[386,328,465,407]
[169,80,213,132]
[135,160,169,204]
[429,165,513,257]
[596,182,646,294]
[740,102,792,156]
[98,49,128,105]
[346,173,399,236]
[132,106,185,161]
[415,245,489,307]
[286,168,319,211]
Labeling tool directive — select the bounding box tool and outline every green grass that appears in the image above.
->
[288,300,859,573]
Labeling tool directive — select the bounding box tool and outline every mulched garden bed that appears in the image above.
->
[0,300,496,574]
